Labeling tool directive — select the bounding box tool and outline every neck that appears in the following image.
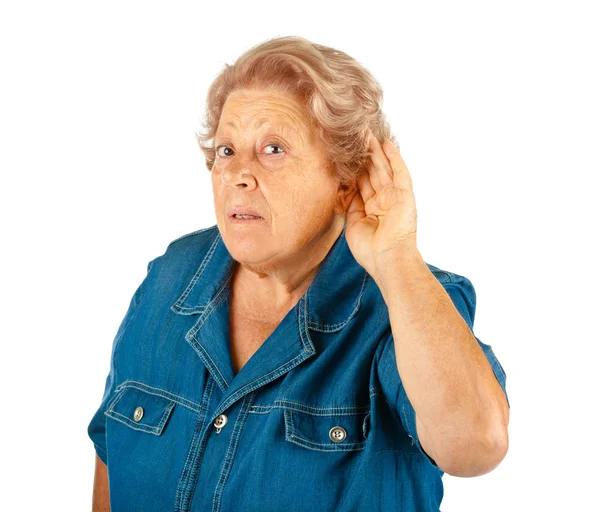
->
[232,219,345,311]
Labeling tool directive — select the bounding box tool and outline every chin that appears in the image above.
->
[223,232,266,259]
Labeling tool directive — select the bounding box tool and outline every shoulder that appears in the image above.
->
[424,262,471,285]
[165,224,219,252]
[144,224,220,278]
[155,224,218,260]
[423,261,476,300]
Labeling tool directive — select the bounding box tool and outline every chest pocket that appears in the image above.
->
[105,385,176,435]
[282,403,370,452]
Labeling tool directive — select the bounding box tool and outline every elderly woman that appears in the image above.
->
[88,36,510,511]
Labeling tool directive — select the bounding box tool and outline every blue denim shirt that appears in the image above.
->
[88,224,509,511]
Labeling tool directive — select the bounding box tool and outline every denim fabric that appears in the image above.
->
[88,224,509,511]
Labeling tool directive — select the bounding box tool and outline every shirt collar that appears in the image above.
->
[170,224,370,333]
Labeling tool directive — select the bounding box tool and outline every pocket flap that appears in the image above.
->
[105,386,175,436]
[283,405,369,452]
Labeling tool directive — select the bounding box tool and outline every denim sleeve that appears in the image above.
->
[374,271,509,469]
[86,257,157,465]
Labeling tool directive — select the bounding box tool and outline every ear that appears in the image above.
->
[335,179,358,215]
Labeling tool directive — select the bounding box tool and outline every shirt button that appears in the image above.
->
[214,414,228,429]
[133,406,144,422]
[329,426,347,443]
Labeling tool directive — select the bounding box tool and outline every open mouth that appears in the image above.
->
[229,214,264,222]
[231,214,262,219]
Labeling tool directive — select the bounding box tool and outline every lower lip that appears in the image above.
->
[229,215,264,224]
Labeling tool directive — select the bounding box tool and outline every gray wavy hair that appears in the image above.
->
[196,35,398,186]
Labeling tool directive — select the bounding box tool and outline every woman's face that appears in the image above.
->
[211,89,352,267]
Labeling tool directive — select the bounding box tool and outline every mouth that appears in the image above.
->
[229,214,263,219]
[227,207,264,221]
[228,212,264,223]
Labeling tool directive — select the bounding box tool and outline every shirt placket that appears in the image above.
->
[173,374,256,512]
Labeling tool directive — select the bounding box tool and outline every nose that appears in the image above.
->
[220,158,258,189]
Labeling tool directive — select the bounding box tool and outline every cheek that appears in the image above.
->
[210,162,225,185]
[211,177,225,211]
[299,173,337,208]
[273,185,333,226]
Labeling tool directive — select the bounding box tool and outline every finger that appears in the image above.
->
[366,129,394,192]
[382,140,414,192]
[345,187,366,227]
[357,170,376,205]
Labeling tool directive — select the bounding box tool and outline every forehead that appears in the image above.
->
[218,91,310,138]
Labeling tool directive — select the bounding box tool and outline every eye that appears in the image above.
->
[215,143,286,157]
[216,145,233,157]
[264,143,285,155]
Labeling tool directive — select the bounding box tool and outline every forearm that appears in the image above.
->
[374,249,509,465]
[92,454,111,511]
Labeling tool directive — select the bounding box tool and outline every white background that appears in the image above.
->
[1,0,598,510]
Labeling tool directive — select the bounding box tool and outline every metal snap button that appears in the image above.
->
[214,414,228,429]
[133,406,144,422]
[329,426,347,443]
